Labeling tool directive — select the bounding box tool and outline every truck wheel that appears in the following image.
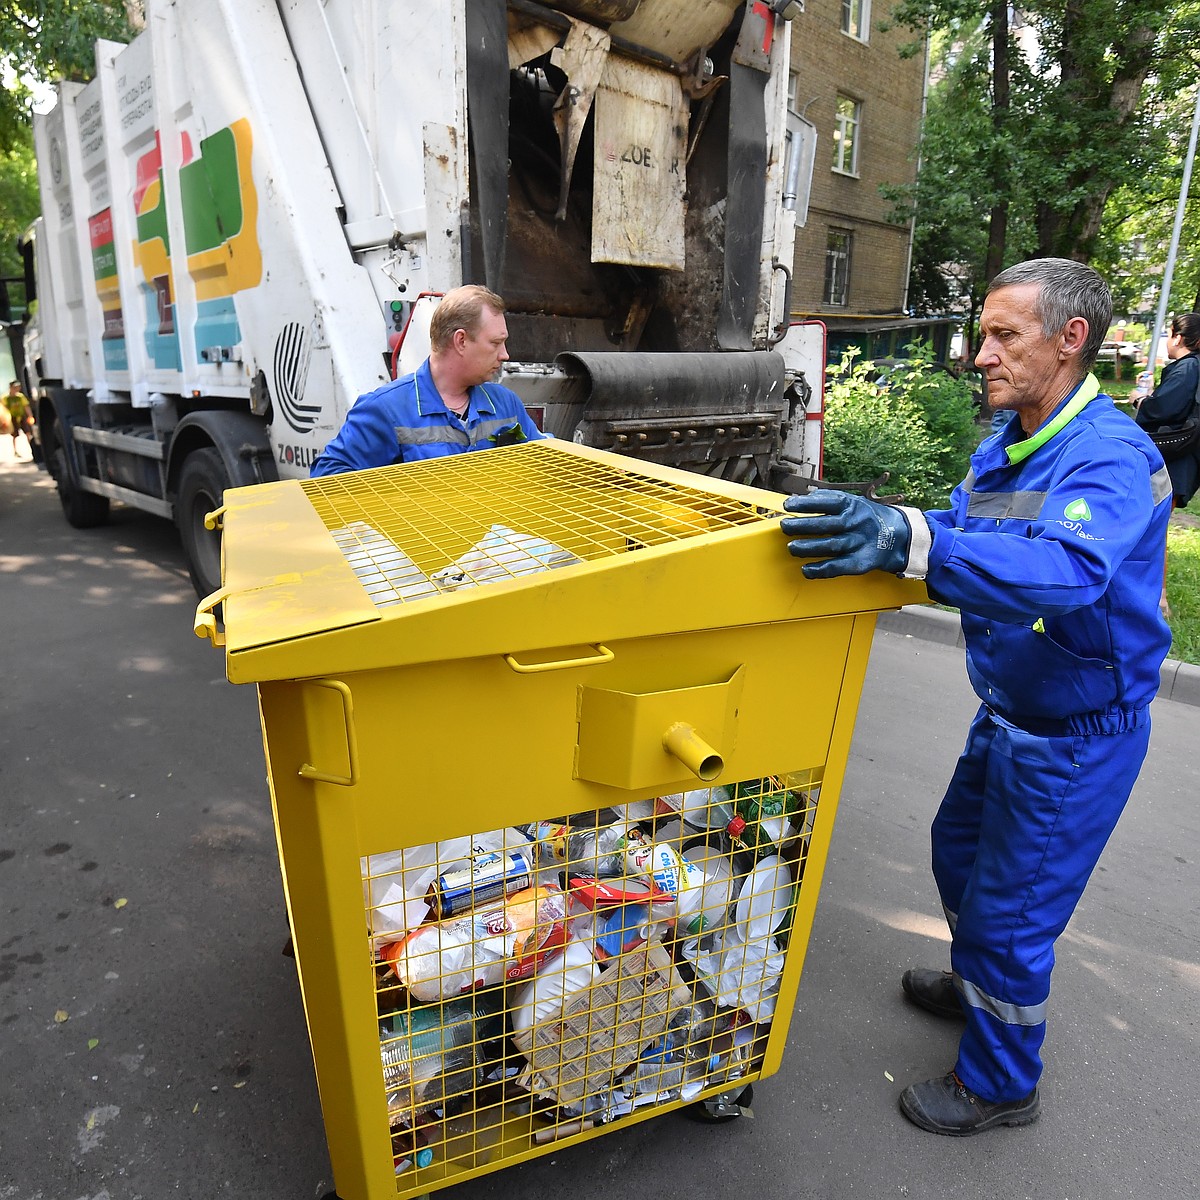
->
[51,440,110,529]
[177,447,230,598]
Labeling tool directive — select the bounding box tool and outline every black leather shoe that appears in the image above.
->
[902,968,965,1020]
[899,1071,1040,1135]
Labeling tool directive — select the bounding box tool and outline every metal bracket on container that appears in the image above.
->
[298,679,360,787]
[699,1086,755,1120]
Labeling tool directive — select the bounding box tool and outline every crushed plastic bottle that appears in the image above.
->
[379,995,500,1122]
[523,820,648,878]
[670,786,745,840]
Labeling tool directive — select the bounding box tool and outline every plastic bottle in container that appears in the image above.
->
[730,778,804,857]
[511,938,600,1035]
[527,819,649,878]
[673,786,745,840]
[675,850,734,938]
[379,996,497,1122]
[383,885,569,1001]
[623,839,701,906]
[620,1031,722,1100]
[593,902,655,960]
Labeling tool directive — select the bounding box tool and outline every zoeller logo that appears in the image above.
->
[1064,499,1092,521]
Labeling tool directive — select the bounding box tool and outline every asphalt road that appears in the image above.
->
[2,451,1197,1200]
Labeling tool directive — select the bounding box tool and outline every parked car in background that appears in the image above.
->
[1096,341,1143,365]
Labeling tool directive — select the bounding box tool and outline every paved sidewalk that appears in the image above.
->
[878,603,1200,707]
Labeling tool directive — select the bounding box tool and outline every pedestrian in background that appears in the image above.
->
[5,381,34,457]
[1135,312,1200,509]
[780,258,1172,1136]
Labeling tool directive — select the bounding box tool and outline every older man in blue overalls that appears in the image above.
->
[781,258,1173,1135]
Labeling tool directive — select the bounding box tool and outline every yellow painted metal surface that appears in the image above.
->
[205,441,927,1199]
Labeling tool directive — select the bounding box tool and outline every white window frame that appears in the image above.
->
[832,94,861,176]
[824,229,852,306]
[841,0,871,41]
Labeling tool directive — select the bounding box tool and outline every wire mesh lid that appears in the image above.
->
[299,441,776,610]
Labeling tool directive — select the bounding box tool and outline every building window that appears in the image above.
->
[825,230,852,306]
[842,0,871,40]
[832,94,861,175]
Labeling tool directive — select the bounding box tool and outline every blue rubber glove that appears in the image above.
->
[780,489,912,579]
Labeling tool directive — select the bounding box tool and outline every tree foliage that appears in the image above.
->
[1094,80,1200,318]
[0,129,38,279]
[887,0,1200,328]
[0,2,140,151]
[821,343,979,508]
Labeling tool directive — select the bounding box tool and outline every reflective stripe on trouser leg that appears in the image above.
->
[932,710,1150,1101]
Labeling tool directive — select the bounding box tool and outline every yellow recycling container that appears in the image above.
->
[195,440,926,1200]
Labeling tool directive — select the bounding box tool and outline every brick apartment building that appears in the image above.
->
[786,0,948,363]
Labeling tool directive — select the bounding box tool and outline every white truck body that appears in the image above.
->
[24,0,824,595]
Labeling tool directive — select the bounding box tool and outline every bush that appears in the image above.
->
[821,345,979,509]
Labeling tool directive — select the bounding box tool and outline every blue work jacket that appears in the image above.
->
[311,359,547,477]
[921,376,1173,729]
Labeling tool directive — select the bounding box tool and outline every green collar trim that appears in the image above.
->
[1006,375,1100,465]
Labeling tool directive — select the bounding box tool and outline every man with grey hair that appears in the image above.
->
[312,284,546,476]
[781,258,1173,1134]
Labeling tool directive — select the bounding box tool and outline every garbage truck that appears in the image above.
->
[21,0,824,597]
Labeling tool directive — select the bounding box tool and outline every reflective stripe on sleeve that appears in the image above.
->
[966,490,1048,520]
[897,505,931,579]
[1151,465,1174,506]
[395,425,471,447]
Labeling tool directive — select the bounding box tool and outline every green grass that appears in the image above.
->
[1166,495,1200,665]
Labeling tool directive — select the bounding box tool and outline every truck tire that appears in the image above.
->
[51,440,110,529]
[176,447,230,598]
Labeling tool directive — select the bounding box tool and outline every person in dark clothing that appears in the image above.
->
[1134,313,1200,617]
[1135,312,1200,508]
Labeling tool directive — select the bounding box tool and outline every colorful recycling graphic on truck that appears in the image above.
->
[129,118,262,368]
[89,206,128,371]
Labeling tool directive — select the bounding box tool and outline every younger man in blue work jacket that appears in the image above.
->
[311,284,546,476]
[782,259,1172,1135]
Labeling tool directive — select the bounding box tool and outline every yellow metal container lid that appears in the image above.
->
[205,440,925,682]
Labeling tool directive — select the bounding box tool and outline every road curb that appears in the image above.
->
[876,604,1200,709]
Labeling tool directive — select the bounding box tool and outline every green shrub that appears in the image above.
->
[822,344,978,509]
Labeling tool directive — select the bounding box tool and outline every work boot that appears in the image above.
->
[899,1071,1040,1135]
[901,968,965,1020]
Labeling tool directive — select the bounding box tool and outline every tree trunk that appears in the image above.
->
[984,0,1009,283]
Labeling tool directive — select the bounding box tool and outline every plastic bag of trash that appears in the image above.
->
[330,521,438,605]
[362,827,533,951]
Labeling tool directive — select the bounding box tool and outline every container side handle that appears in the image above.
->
[503,644,615,674]
[193,588,230,647]
[204,505,227,532]
[298,679,360,787]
